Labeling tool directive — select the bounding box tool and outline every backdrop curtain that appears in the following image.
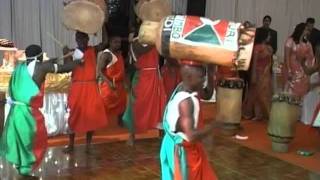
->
[0,0,101,137]
[206,0,320,59]
[1,0,320,59]
[0,0,101,58]
[171,0,188,15]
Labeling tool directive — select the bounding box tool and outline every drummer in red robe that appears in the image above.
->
[122,36,167,146]
[96,35,127,123]
[64,31,108,153]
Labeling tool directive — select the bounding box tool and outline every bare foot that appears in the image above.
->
[242,115,253,120]
[63,146,74,154]
[252,117,262,121]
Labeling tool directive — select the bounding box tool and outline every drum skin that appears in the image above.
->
[267,93,301,153]
[63,1,105,34]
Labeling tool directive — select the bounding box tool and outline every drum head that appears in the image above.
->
[63,0,107,12]
[136,0,172,22]
[134,0,148,19]
[63,1,105,34]
[218,78,244,89]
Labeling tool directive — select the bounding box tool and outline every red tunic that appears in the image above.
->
[133,47,167,133]
[68,47,108,133]
[30,85,47,170]
[99,52,127,116]
[181,142,218,180]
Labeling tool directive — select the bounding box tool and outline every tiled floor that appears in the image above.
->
[1,134,319,180]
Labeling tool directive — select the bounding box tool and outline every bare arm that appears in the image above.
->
[41,60,81,74]
[300,43,318,75]
[300,59,319,75]
[96,52,114,88]
[177,98,213,143]
[45,58,59,64]
[199,64,214,100]
[284,40,292,75]
[131,39,153,59]
[94,31,108,54]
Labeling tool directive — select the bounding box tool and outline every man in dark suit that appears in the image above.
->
[306,17,320,53]
[256,15,277,54]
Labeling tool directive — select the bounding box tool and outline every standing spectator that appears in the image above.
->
[256,15,278,54]
[284,23,314,98]
[243,29,273,120]
[306,17,320,53]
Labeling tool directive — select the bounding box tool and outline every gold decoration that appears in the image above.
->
[0,71,11,92]
[45,73,71,93]
[0,72,71,93]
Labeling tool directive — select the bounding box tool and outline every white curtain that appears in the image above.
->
[171,0,188,15]
[0,0,101,58]
[206,0,320,59]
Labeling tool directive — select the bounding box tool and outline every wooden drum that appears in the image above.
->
[267,93,301,153]
[216,78,244,135]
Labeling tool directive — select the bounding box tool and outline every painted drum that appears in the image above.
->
[138,15,256,70]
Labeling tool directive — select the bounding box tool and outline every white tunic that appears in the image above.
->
[165,90,200,141]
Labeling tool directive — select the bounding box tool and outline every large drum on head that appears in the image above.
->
[135,0,171,22]
[268,93,301,153]
[138,15,255,70]
[216,78,244,135]
[63,1,105,34]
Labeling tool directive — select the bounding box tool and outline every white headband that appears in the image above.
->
[26,52,43,62]
[103,49,111,53]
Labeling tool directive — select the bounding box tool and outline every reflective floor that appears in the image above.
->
[1,134,319,180]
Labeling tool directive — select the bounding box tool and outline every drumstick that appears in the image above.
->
[57,51,74,60]
[47,32,64,48]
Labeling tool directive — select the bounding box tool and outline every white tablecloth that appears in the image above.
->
[4,92,70,137]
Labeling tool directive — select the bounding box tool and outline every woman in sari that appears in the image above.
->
[243,28,273,120]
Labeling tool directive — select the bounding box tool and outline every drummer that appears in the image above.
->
[160,59,217,180]
[63,31,109,154]
[0,44,82,177]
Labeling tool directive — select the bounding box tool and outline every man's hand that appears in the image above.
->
[108,81,116,90]
[128,32,135,43]
[238,23,255,45]
[63,46,71,55]
[97,75,116,90]
[233,23,256,70]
